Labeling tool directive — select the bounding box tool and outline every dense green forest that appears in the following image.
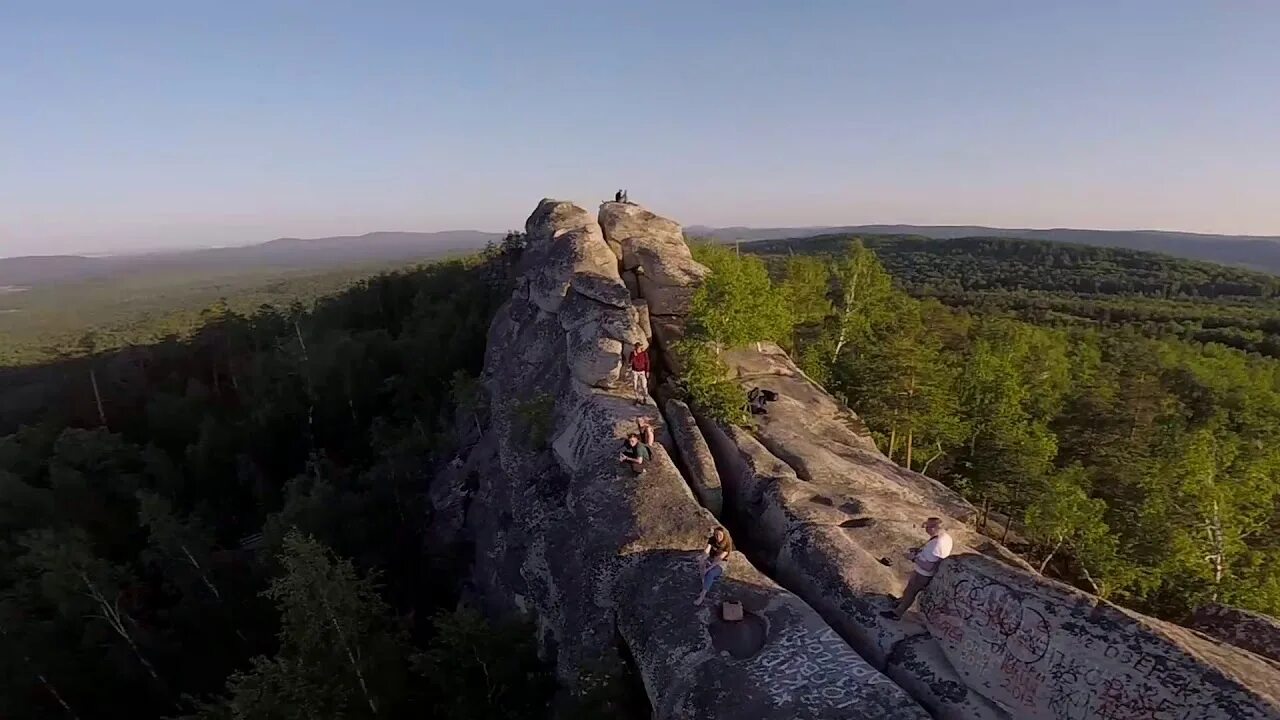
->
[6,227,1279,717]
[743,235,1280,358]
[0,261,435,367]
[679,237,1280,621]
[0,239,645,719]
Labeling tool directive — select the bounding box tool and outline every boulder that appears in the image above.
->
[1191,604,1280,662]
[922,555,1280,719]
[599,202,709,317]
[450,199,931,720]
[661,398,723,516]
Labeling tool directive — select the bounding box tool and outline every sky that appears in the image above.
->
[2,1,1279,258]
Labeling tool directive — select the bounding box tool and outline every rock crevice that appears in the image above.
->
[596,200,1280,720]
[443,199,931,719]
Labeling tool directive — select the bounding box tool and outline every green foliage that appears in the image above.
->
[184,531,412,720]
[514,393,555,450]
[742,233,1280,619]
[415,608,554,720]
[0,256,553,719]
[687,244,792,347]
[672,340,749,425]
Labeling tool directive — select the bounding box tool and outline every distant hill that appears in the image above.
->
[687,224,1280,275]
[0,230,502,288]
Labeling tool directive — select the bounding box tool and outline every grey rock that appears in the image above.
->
[922,555,1280,719]
[1191,604,1280,662]
[599,202,709,317]
[662,398,723,517]
[453,199,930,720]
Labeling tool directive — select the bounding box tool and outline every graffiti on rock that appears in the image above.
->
[921,572,1268,720]
[752,625,893,709]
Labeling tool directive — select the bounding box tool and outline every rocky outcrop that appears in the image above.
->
[1191,604,1280,662]
[447,199,930,719]
[594,201,1280,720]
[599,201,710,334]
[923,556,1280,719]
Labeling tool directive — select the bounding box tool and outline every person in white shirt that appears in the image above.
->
[881,517,953,620]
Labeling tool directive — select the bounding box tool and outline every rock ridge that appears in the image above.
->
[444,199,930,719]
[594,200,1280,720]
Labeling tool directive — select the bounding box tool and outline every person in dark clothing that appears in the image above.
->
[622,189,629,203]
[747,387,779,415]
[695,526,733,605]
[615,189,623,202]
[619,416,654,473]
[628,343,651,405]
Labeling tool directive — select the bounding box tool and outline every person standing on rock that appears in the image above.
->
[695,526,733,606]
[615,189,623,202]
[628,343,651,405]
[881,517,953,620]
[619,417,654,474]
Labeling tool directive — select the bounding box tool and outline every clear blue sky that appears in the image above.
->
[2,1,1278,257]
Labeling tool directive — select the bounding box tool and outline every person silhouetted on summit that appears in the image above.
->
[622,189,629,203]
[615,189,623,202]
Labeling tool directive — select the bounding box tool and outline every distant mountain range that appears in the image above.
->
[687,225,1280,275]
[5,222,1279,289]
[0,231,503,287]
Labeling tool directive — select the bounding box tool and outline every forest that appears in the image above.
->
[0,236,641,719]
[676,236,1280,622]
[743,234,1280,358]
[5,228,1279,718]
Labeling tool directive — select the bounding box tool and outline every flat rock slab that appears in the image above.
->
[921,555,1280,720]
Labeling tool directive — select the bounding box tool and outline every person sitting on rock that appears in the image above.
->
[881,516,953,620]
[628,343,651,405]
[695,526,734,606]
[746,387,778,415]
[619,417,654,474]
[615,189,623,202]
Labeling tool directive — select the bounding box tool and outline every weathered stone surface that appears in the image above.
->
[449,199,931,719]
[633,299,653,340]
[446,198,1280,720]
[662,398,723,517]
[599,202,709,317]
[1191,604,1280,662]
[922,555,1280,719]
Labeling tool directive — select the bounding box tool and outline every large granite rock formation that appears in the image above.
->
[444,199,930,719]
[591,201,1280,720]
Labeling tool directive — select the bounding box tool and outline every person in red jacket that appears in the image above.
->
[628,343,651,405]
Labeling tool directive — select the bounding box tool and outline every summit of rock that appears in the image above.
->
[437,198,1280,720]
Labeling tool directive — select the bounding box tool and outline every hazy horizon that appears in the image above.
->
[3,2,1279,259]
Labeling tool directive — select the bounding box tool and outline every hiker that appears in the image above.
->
[622,189,629,203]
[881,516,953,620]
[695,526,733,606]
[746,387,778,415]
[618,416,654,473]
[628,343,651,404]
[615,189,623,202]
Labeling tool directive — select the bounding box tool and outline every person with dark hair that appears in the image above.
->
[695,526,733,606]
[619,417,654,474]
[615,189,623,202]
[881,516,953,620]
[628,343,651,405]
